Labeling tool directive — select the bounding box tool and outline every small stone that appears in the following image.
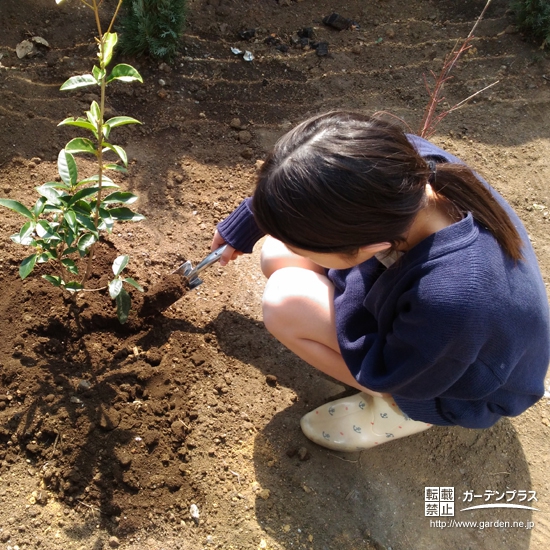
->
[26,443,40,454]
[77,380,91,392]
[255,159,264,171]
[99,408,121,431]
[0,531,11,543]
[238,130,252,144]
[171,420,186,439]
[143,430,159,446]
[190,503,200,522]
[108,536,120,548]
[159,62,171,73]
[286,448,297,458]
[257,488,271,500]
[118,454,132,467]
[158,89,168,99]
[230,118,242,130]
[145,350,162,366]
[297,447,310,461]
[385,27,395,39]
[158,78,166,87]
[175,174,184,183]
[351,44,362,55]
[265,374,278,387]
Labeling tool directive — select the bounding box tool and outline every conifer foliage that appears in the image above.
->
[511,0,550,48]
[118,0,187,60]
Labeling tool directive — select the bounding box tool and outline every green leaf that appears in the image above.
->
[76,174,117,188]
[32,197,47,218]
[61,258,79,274]
[37,252,54,263]
[58,117,98,137]
[112,255,129,276]
[43,274,63,287]
[98,208,114,233]
[19,254,38,279]
[77,233,97,255]
[115,288,131,324]
[65,138,97,155]
[92,65,106,82]
[64,281,84,293]
[43,204,63,213]
[102,32,118,67]
[124,277,144,292]
[16,221,36,245]
[105,116,141,128]
[90,101,101,125]
[0,199,34,219]
[102,191,138,205]
[73,200,92,215]
[58,150,78,187]
[41,180,72,191]
[109,279,123,299]
[103,163,127,174]
[75,212,97,232]
[64,210,78,233]
[35,184,65,204]
[36,220,61,241]
[102,142,128,166]
[107,64,143,84]
[68,186,101,206]
[60,74,97,91]
[108,207,145,222]
[103,116,141,139]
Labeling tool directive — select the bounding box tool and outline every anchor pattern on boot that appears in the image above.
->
[322,431,330,440]
[353,425,362,433]
[380,412,388,418]
[386,433,394,438]
[359,401,366,410]
[328,406,335,416]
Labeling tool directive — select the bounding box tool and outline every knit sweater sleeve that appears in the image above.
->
[216,198,266,253]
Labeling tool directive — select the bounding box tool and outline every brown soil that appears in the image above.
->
[138,274,189,318]
[1,1,550,549]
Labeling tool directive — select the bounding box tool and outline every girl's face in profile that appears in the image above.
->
[286,242,391,270]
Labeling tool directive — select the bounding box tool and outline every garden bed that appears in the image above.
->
[0,1,549,549]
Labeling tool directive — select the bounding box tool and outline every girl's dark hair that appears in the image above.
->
[252,111,522,260]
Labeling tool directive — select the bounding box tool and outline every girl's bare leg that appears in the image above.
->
[261,238,384,396]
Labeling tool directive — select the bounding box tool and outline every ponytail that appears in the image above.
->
[430,163,523,261]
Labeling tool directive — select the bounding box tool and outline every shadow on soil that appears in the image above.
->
[213,310,535,550]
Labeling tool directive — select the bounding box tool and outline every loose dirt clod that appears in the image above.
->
[138,274,188,316]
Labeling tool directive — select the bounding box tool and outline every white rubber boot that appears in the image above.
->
[300,392,431,452]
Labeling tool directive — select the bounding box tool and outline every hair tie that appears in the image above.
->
[427,160,437,184]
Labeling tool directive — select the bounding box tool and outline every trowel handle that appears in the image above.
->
[188,244,228,279]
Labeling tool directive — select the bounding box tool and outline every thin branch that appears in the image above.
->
[419,0,496,138]
[446,80,500,112]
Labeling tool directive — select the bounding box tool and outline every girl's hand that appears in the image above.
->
[211,230,243,266]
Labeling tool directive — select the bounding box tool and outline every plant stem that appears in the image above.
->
[80,0,124,287]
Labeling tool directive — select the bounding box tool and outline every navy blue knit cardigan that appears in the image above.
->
[217,136,550,428]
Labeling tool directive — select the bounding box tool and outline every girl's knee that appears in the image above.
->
[262,267,332,335]
[260,236,324,278]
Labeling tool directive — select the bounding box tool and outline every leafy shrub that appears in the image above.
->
[0,0,144,324]
[118,0,187,60]
[511,0,550,48]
